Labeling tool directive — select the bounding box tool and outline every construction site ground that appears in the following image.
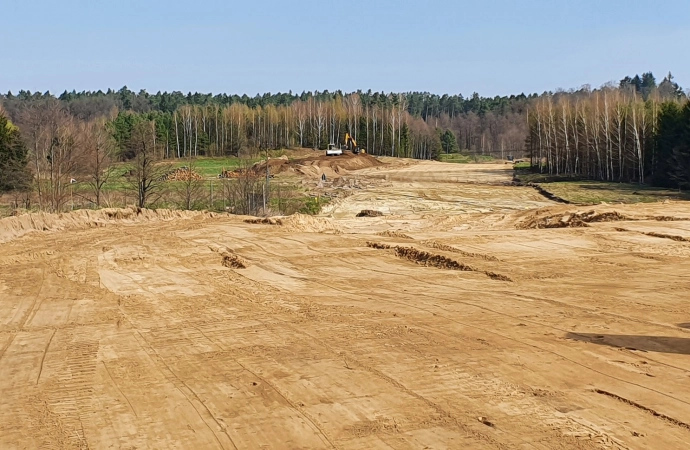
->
[2,160,690,449]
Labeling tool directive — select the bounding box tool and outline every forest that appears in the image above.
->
[1,71,689,213]
[526,72,688,186]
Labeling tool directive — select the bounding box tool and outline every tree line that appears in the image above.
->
[1,71,689,214]
[1,87,536,158]
[526,72,688,186]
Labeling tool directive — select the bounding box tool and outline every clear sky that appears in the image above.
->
[3,0,689,97]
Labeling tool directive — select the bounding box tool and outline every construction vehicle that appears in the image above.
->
[344,133,366,154]
[326,143,343,156]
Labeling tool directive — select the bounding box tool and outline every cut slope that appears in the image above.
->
[0,208,222,244]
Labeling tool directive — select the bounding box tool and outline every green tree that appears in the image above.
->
[439,129,459,154]
[0,112,31,192]
[654,101,690,188]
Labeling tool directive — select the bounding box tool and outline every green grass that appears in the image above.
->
[298,196,330,215]
[165,153,291,178]
[439,153,495,164]
[535,180,690,205]
[513,167,690,204]
[186,157,246,177]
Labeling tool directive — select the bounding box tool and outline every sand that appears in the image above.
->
[2,161,690,449]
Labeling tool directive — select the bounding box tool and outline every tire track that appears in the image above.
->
[307,271,690,409]
[218,267,569,449]
[130,329,237,450]
[242,234,690,379]
[18,267,46,330]
[594,389,690,432]
[36,328,56,385]
[0,332,16,362]
[101,361,138,418]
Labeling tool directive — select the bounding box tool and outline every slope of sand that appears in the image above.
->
[2,161,690,449]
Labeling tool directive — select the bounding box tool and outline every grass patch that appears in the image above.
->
[440,153,495,164]
[535,181,690,205]
[187,157,246,177]
[298,196,330,215]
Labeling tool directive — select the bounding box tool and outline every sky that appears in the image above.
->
[2,0,690,97]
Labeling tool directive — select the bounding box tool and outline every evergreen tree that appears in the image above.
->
[0,112,31,192]
[440,130,459,154]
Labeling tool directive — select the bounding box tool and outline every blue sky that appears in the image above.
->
[3,0,689,96]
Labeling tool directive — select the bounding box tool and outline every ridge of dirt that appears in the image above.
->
[245,214,341,233]
[234,153,385,180]
[221,251,247,269]
[643,232,690,242]
[653,216,690,221]
[615,227,690,243]
[517,207,690,230]
[594,389,690,431]
[244,217,281,225]
[0,208,223,244]
[516,210,633,229]
[421,240,500,261]
[366,242,512,281]
[357,210,384,217]
[376,231,413,239]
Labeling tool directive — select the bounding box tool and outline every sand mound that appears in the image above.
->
[421,240,500,261]
[366,242,511,281]
[278,214,341,233]
[517,209,632,229]
[512,204,690,231]
[0,208,222,244]
[238,153,384,179]
[377,231,413,239]
[244,214,341,233]
[643,232,690,242]
[221,251,247,269]
[357,210,384,217]
[244,218,280,225]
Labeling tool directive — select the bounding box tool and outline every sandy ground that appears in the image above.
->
[2,161,690,449]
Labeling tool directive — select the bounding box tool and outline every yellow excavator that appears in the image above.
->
[344,133,366,154]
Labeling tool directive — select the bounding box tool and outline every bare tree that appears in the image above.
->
[293,101,307,148]
[18,100,82,211]
[174,153,205,210]
[314,102,326,149]
[127,120,169,208]
[80,118,115,207]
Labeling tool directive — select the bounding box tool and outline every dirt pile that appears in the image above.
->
[377,231,413,239]
[643,232,690,242]
[357,210,384,217]
[517,209,633,229]
[244,217,280,225]
[421,240,500,261]
[366,242,392,250]
[394,246,477,271]
[278,214,341,233]
[0,208,222,244]
[366,242,511,281]
[163,167,204,181]
[244,214,341,233]
[221,251,247,269]
[231,153,384,179]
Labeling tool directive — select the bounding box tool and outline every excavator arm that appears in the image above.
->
[344,133,357,149]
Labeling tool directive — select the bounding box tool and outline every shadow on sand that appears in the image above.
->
[566,332,690,356]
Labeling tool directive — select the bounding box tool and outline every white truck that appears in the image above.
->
[326,143,343,156]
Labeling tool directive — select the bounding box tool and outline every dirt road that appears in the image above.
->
[2,161,690,449]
